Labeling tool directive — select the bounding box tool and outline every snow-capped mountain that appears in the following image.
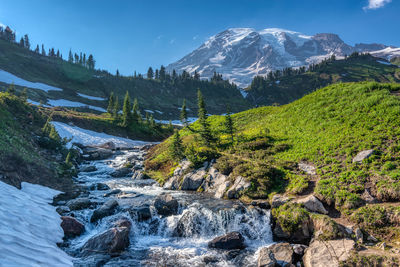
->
[166,28,399,87]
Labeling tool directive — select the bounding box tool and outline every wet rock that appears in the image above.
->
[303,239,355,267]
[56,205,70,215]
[250,200,271,210]
[269,243,294,267]
[132,171,144,180]
[173,210,202,237]
[203,166,231,198]
[298,162,316,175]
[67,198,92,210]
[90,199,119,223]
[83,147,113,160]
[61,216,85,237]
[180,162,209,191]
[129,205,152,222]
[258,247,277,267]
[352,149,374,163]
[296,195,328,214]
[273,219,312,244]
[89,183,110,191]
[80,165,97,172]
[111,168,131,178]
[113,217,132,228]
[81,226,131,256]
[271,194,290,208]
[226,176,251,199]
[96,141,116,150]
[154,194,179,217]
[208,232,246,250]
[104,189,122,197]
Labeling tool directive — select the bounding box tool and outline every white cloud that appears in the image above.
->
[363,0,392,10]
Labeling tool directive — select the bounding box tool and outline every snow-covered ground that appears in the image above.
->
[47,99,107,112]
[0,181,73,266]
[77,93,107,101]
[377,60,393,66]
[0,69,63,92]
[51,121,150,148]
[155,117,198,126]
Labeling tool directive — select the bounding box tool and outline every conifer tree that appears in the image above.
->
[197,90,213,145]
[224,108,234,145]
[41,44,46,56]
[6,83,15,94]
[65,151,73,166]
[122,91,132,127]
[132,98,140,123]
[20,88,28,102]
[180,99,188,126]
[83,53,86,66]
[24,34,30,49]
[113,96,120,118]
[19,37,24,47]
[107,92,115,114]
[116,69,120,77]
[155,69,159,80]
[68,50,73,63]
[149,114,156,128]
[159,65,166,81]
[87,54,95,69]
[34,44,39,53]
[170,129,184,160]
[147,67,154,79]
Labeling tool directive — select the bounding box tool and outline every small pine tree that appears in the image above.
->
[107,92,115,114]
[132,98,140,123]
[34,44,39,53]
[113,96,120,118]
[180,99,188,126]
[197,90,213,145]
[149,114,156,128]
[147,67,154,79]
[24,34,30,49]
[68,49,73,63]
[122,91,132,127]
[224,108,234,145]
[170,129,184,160]
[20,88,28,102]
[65,151,73,166]
[6,83,16,94]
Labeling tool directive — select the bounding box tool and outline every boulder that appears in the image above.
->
[129,206,152,222]
[113,217,132,228]
[303,239,355,267]
[202,166,231,198]
[104,189,122,197]
[208,232,246,250]
[271,194,290,208]
[61,216,85,237]
[269,243,294,267]
[132,171,145,180]
[154,194,179,216]
[96,141,116,150]
[273,219,313,244]
[226,176,251,199]
[111,168,131,178]
[163,160,191,190]
[83,147,113,160]
[298,162,316,175]
[80,165,97,172]
[56,205,70,215]
[67,198,92,210]
[352,149,374,163]
[355,228,363,243]
[296,195,328,215]
[89,183,110,191]
[258,247,277,267]
[90,199,119,223]
[180,162,209,191]
[81,226,130,256]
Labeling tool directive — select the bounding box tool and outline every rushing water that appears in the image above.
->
[60,147,273,266]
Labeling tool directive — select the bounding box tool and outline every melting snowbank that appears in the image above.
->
[77,93,106,101]
[51,121,150,149]
[0,69,63,92]
[47,99,107,112]
[0,181,73,266]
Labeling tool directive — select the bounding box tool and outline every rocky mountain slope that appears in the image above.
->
[167,28,400,87]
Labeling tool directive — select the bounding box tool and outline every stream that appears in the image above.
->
[59,146,273,266]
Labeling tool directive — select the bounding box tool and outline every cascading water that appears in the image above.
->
[59,147,273,266]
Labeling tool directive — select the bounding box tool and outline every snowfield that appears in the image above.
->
[77,93,107,101]
[51,121,150,148]
[0,181,73,266]
[47,99,107,112]
[0,69,63,92]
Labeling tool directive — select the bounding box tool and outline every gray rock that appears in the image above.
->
[81,226,130,256]
[180,162,209,191]
[90,199,119,223]
[355,228,363,243]
[352,149,374,163]
[226,176,251,199]
[361,189,377,204]
[292,244,308,256]
[83,147,113,160]
[80,165,97,172]
[129,206,152,222]
[89,183,110,191]
[271,194,290,208]
[296,195,328,214]
[96,141,116,150]
[104,189,122,197]
[367,234,378,242]
[298,162,316,175]
[154,194,179,216]
[111,167,131,178]
[303,239,355,267]
[163,160,191,190]
[208,232,246,250]
[269,243,294,267]
[132,171,144,180]
[258,247,277,267]
[67,198,92,210]
[56,205,70,215]
[203,167,231,198]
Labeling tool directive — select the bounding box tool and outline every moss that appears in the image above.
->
[272,203,310,234]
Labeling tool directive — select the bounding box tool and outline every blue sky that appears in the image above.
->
[0,0,398,75]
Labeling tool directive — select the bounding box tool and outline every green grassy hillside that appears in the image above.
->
[245,54,400,106]
[0,39,251,118]
[146,82,400,242]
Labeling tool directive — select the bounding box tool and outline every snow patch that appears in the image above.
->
[0,69,63,92]
[77,93,106,101]
[47,99,106,112]
[0,181,73,266]
[144,109,154,114]
[156,117,198,126]
[51,121,149,148]
[377,60,393,66]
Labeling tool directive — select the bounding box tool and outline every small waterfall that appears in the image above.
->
[60,148,273,266]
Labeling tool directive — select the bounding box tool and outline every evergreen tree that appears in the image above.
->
[56,49,60,58]
[19,37,24,47]
[155,69,159,80]
[122,91,133,127]
[224,108,234,145]
[159,65,166,81]
[116,69,120,77]
[83,53,86,66]
[24,34,30,49]
[74,53,79,64]
[170,129,184,160]
[79,52,83,65]
[6,83,16,94]
[113,96,120,118]
[20,88,28,102]
[132,98,141,123]
[149,114,156,128]
[68,49,73,63]
[180,99,188,126]
[147,67,154,79]
[65,151,73,166]
[87,54,95,69]
[107,92,115,114]
[34,44,39,53]
[197,90,213,145]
